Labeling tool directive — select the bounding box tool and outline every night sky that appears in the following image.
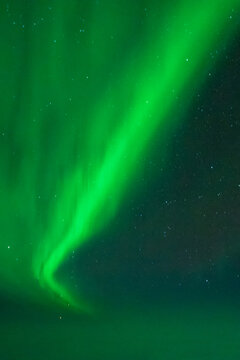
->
[0,1,240,359]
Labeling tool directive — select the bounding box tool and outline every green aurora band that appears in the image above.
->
[0,0,239,311]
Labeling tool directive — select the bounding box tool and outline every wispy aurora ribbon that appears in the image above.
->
[0,0,239,311]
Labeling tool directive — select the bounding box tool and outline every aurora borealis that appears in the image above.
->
[1,0,240,359]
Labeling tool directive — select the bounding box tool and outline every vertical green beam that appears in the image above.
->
[33,0,239,310]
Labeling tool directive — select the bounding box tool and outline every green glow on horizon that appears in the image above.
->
[0,0,239,311]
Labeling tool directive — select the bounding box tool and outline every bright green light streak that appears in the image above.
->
[33,0,239,310]
[0,1,238,310]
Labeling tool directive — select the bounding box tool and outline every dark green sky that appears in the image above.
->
[0,0,240,359]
